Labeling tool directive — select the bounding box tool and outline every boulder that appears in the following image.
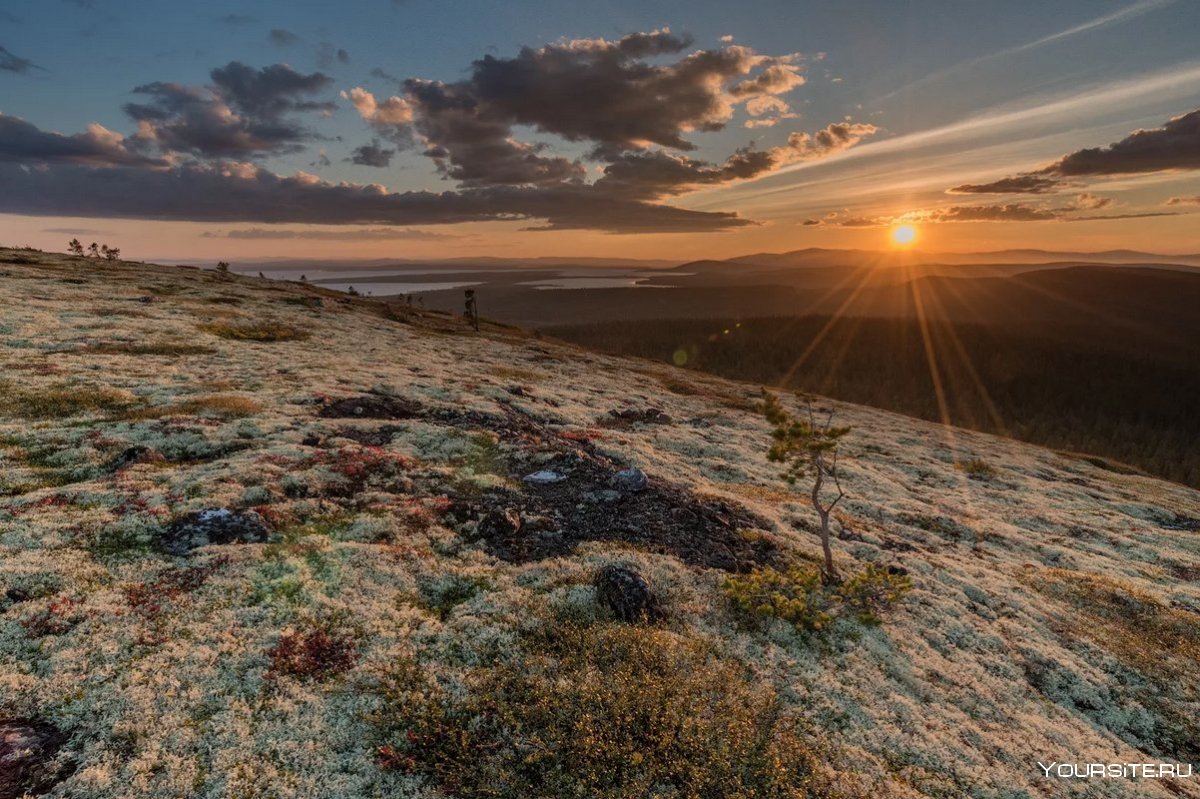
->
[612,467,649,493]
[161,508,271,556]
[0,719,71,799]
[523,470,566,484]
[594,563,663,623]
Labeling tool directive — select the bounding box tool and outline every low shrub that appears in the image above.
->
[374,622,847,798]
[724,564,832,631]
[835,564,912,625]
[957,458,998,480]
[266,625,358,681]
[0,381,135,420]
[724,563,911,629]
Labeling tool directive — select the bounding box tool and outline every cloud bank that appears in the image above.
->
[1,30,876,233]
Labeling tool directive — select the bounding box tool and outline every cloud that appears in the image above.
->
[1165,195,1200,206]
[347,140,396,167]
[592,121,877,199]
[219,14,256,25]
[0,44,41,74]
[915,203,1061,223]
[268,28,300,47]
[0,114,165,166]
[317,43,351,69]
[0,31,873,234]
[203,227,458,241]
[1047,108,1200,176]
[950,107,1200,197]
[0,161,754,233]
[948,174,1061,194]
[1065,211,1178,221]
[1069,192,1112,210]
[43,227,111,235]
[124,62,334,158]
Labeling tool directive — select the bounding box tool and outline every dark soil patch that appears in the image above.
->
[319,393,423,420]
[161,508,272,555]
[333,425,404,446]
[0,718,74,799]
[437,402,776,572]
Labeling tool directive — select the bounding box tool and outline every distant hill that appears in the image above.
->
[677,247,1200,273]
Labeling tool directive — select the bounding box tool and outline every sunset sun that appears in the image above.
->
[891,224,918,246]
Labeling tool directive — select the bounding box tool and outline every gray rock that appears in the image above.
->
[0,719,72,799]
[612,467,648,492]
[161,508,271,556]
[595,563,663,623]
[523,470,566,484]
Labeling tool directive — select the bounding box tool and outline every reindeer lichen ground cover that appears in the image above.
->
[1,248,1198,798]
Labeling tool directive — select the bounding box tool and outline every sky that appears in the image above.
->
[1,0,1199,261]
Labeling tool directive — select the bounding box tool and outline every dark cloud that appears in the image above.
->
[0,161,753,233]
[370,67,402,84]
[124,62,334,158]
[1,32,876,234]
[403,79,586,186]
[455,31,749,154]
[1165,195,1200,206]
[1048,109,1200,176]
[268,28,300,47]
[950,108,1200,197]
[948,174,1060,194]
[210,62,334,117]
[593,122,876,199]
[317,43,351,69]
[348,140,396,167]
[203,227,458,241]
[0,113,165,166]
[0,44,42,74]
[345,33,862,193]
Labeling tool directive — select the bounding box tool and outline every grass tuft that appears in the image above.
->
[199,321,309,342]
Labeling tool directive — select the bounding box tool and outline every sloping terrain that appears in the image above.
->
[1,248,1199,798]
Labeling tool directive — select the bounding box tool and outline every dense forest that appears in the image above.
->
[551,315,1200,489]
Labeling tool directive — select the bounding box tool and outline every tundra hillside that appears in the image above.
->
[1,247,1198,798]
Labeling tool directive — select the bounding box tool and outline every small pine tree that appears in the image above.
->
[761,390,851,583]
[103,246,120,261]
[67,238,85,257]
[87,242,100,258]
[216,261,230,275]
[346,285,359,296]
